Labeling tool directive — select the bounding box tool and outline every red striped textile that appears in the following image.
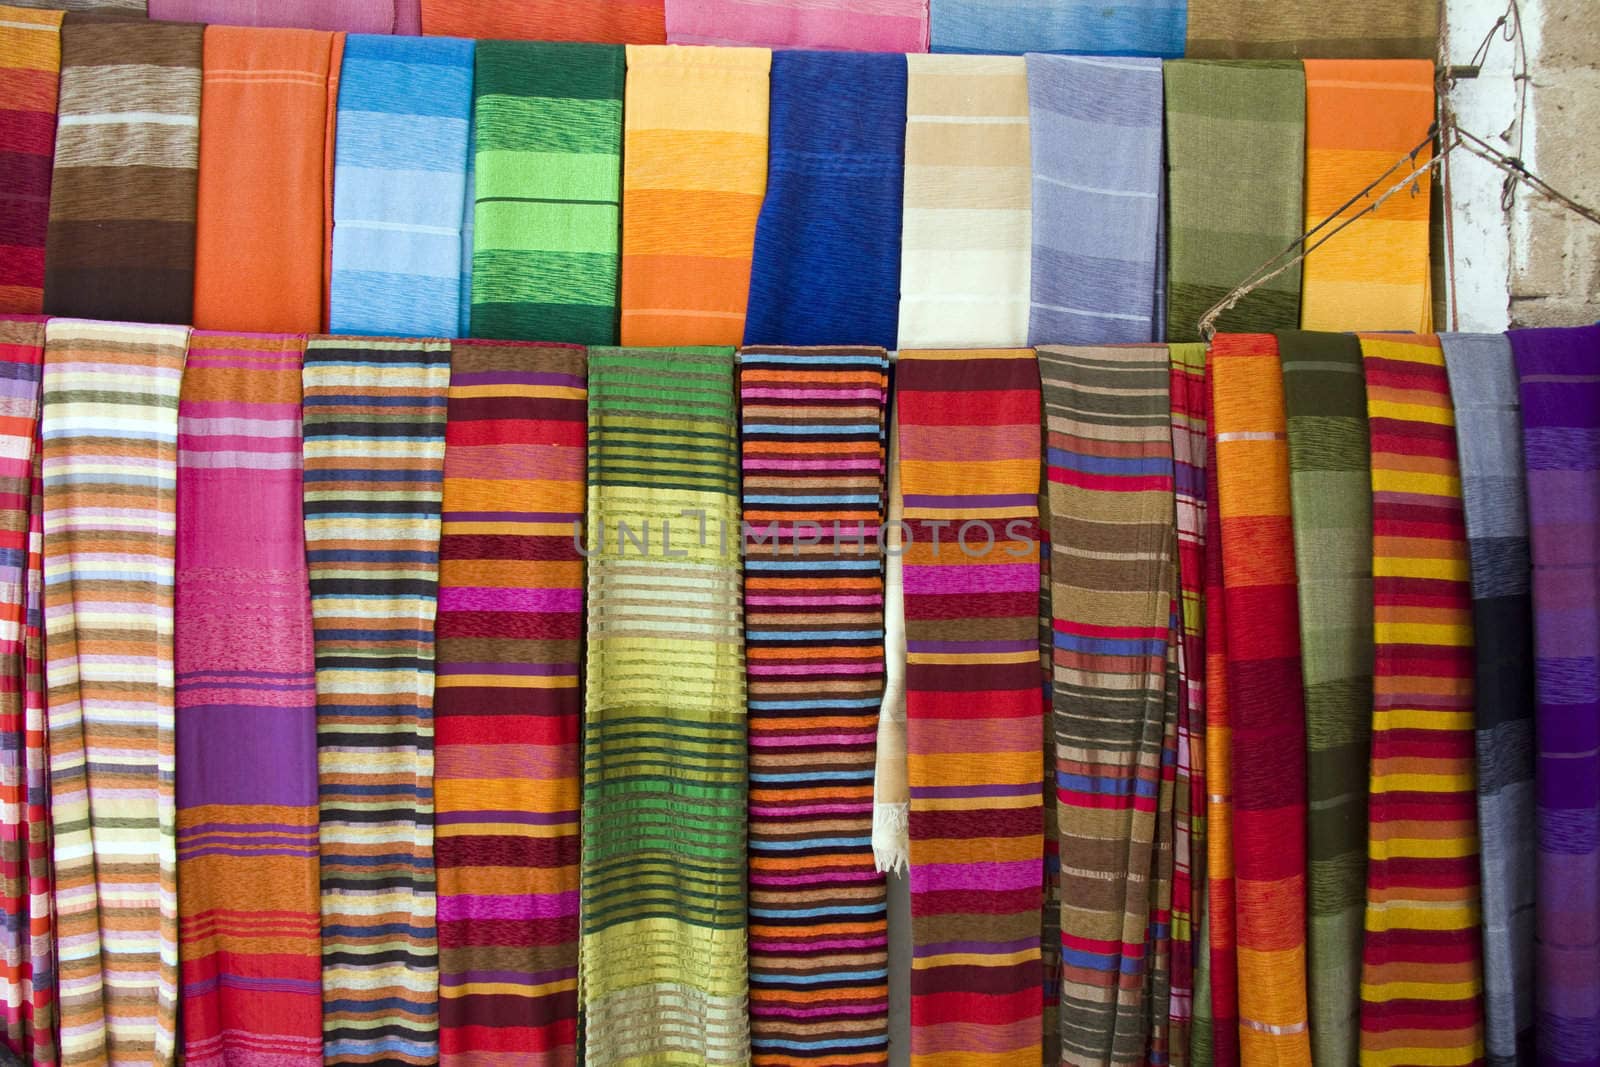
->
[0,7,63,314]
[1203,411,1238,1067]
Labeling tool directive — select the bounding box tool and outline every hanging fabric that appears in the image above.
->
[1185,0,1438,59]
[1440,332,1537,1067]
[1358,333,1484,1063]
[927,0,1184,58]
[320,32,344,332]
[0,7,62,315]
[327,35,473,338]
[896,348,1043,1066]
[665,0,927,52]
[469,42,623,345]
[419,0,666,44]
[174,331,322,1067]
[580,346,748,1066]
[43,18,202,325]
[43,318,189,1066]
[4,0,144,15]
[432,340,587,1066]
[302,337,449,1066]
[148,0,398,31]
[743,50,907,352]
[870,415,908,876]
[739,345,891,1065]
[1038,468,1059,1067]
[1511,324,1600,1067]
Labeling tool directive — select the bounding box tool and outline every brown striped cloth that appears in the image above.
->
[43,16,201,325]
[6,1,148,13]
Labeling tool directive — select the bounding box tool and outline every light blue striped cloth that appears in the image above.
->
[330,35,474,338]
[931,0,1186,57]
[1026,54,1164,346]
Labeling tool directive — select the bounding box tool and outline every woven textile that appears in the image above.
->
[43,318,188,1066]
[1358,333,1484,1064]
[1163,61,1304,342]
[581,346,747,1065]
[328,35,473,338]
[469,42,622,346]
[303,337,450,1065]
[192,27,334,333]
[1185,0,1438,58]
[929,0,1183,57]
[898,56,1030,350]
[1300,61,1434,333]
[1510,324,1600,1067]
[666,0,926,51]
[1275,330,1372,1066]
[1440,333,1536,1067]
[896,348,1043,1066]
[5,0,143,13]
[870,418,908,876]
[433,340,586,1066]
[1200,425,1236,1067]
[619,46,769,347]
[420,0,665,43]
[150,0,398,30]
[1025,55,1163,347]
[0,317,51,1065]
[0,7,62,315]
[175,332,321,1067]
[743,51,906,352]
[43,19,201,325]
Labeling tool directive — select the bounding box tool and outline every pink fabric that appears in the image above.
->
[393,0,421,34]
[149,0,397,32]
[665,0,928,51]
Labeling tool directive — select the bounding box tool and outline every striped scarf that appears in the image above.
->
[1039,344,1175,1065]
[896,348,1043,1066]
[1510,324,1600,1066]
[432,340,587,1065]
[149,0,398,30]
[470,42,623,346]
[665,0,927,51]
[929,0,1184,56]
[44,19,202,326]
[1277,330,1372,1067]
[739,346,890,1064]
[43,318,189,1066]
[0,317,51,1066]
[0,7,62,315]
[419,0,667,43]
[1358,333,1484,1063]
[1185,0,1438,58]
[302,337,450,1066]
[580,346,748,1066]
[1440,333,1536,1067]
[175,332,322,1067]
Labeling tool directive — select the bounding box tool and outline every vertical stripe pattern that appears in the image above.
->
[0,7,63,314]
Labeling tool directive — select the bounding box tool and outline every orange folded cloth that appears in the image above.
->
[419,0,665,43]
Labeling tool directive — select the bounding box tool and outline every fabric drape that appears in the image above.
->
[432,341,587,1066]
[1200,415,1236,1067]
[302,337,450,1066]
[1185,0,1438,59]
[469,42,623,346]
[1025,55,1163,347]
[897,348,1043,1066]
[928,0,1184,57]
[5,0,144,13]
[149,0,398,31]
[192,26,334,333]
[1163,61,1305,341]
[43,19,202,326]
[619,46,770,347]
[43,318,189,1067]
[0,7,63,315]
[871,416,909,876]
[1358,333,1484,1065]
[1510,324,1600,1067]
[1441,332,1537,1067]
[175,332,321,1067]
[419,0,666,44]
[665,0,927,52]
[743,50,906,352]
[328,35,473,338]
[580,346,748,1066]
[739,345,891,1065]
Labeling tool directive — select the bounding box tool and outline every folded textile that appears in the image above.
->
[1201,413,1237,1067]
[321,32,343,330]
[0,8,62,314]
[1277,330,1372,1067]
[5,0,144,13]
[470,41,623,345]
[393,0,417,33]
[1186,0,1438,59]
[193,27,335,333]
[898,56,1031,349]
[150,0,397,30]
[581,346,747,1066]
[43,318,189,1066]
[930,0,1184,57]
[1441,332,1536,1067]
[176,331,321,1067]
[666,0,927,52]
[302,337,450,1066]
[1510,324,1600,1067]
[420,0,665,43]
[1358,333,1484,1064]
[1163,60,1304,341]
[743,50,905,351]
[328,35,473,338]
[871,415,908,875]
[620,45,769,346]
[43,19,202,325]
[897,348,1044,1065]
[1300,60,1434,333]
[1026,55,1163,346]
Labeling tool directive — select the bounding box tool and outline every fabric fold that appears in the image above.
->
[150,0,397,31]
[871,413,909,876]
[1185,0,1438,59]
[666,0,927,51]
[0,7,63,315]
[420,0,666,44]
[930,0,1184,58]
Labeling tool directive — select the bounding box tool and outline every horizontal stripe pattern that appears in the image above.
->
[0,7,63,314]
